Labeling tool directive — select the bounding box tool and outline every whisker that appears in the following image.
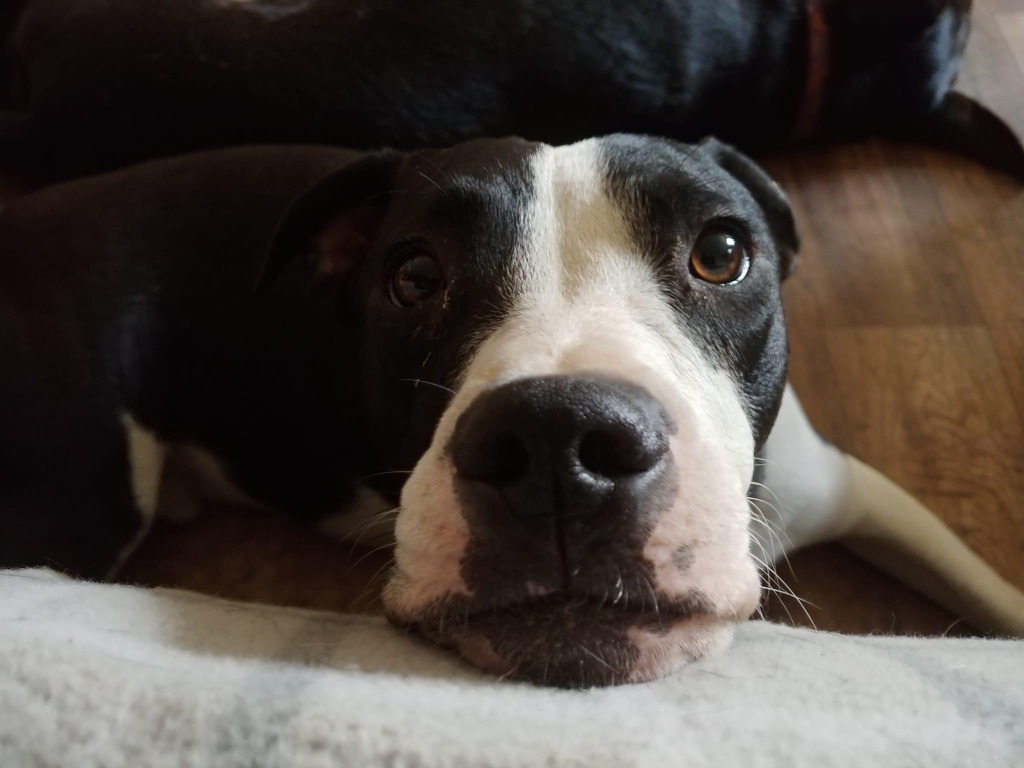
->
[759,584,818,610]
[399,378,456,395]
[745,511,818,630]
[747,494,795,569]
[748,480,786,510]
[358,470,413,482]
[342,540,397,579]
[349,558,396,610]
[343,507,400,553]
[577,643,616,673]
[416,170,445,193]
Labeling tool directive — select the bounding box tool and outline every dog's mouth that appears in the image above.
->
[415,589,710,629]
[387,587,733,688]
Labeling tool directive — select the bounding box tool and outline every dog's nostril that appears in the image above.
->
[578,428,664,478]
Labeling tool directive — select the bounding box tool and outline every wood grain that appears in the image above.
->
[761,0,1024,633]
[121,506,392,615]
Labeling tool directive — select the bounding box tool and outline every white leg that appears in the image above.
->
[837,456,1024,637]
[754,385,1024,637]
[109,414,167,576]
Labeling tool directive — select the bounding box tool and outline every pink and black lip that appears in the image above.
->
[391,585,715,688]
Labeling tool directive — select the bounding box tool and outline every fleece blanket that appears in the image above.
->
[1,569,1022,768]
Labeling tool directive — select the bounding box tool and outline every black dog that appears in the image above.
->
[2,0,1022,178]
[1,137,801,684]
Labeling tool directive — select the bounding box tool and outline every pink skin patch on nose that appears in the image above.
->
[384,461,474,623]
[626,617,734,683]
[641,432,761,621]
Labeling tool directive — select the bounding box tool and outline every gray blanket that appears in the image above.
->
[1,569,1022,767]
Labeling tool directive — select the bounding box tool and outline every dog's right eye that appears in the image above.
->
[689,227,750,285]
[388,251,446,308]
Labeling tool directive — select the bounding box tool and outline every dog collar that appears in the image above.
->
[794,0,830,140]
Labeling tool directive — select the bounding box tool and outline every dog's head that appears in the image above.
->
[265,135,798,686]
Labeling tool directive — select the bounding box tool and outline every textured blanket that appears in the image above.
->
[1,569,1022,768]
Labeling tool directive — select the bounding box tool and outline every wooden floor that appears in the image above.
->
[6,0,1024,632]
[760,0,1024,634]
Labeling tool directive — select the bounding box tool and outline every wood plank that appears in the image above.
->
[767,326,1024,634]
[824,326,1023,584]
[765,146,984,329]
[122,506,391,614]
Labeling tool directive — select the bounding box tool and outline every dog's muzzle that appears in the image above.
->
[383,372,760,688]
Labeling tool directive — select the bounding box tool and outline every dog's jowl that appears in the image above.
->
[0,136,796,686]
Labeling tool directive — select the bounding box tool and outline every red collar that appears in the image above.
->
[794,0,830,140]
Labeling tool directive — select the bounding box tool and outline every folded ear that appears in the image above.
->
[699,137,800,278]
[258,150,405,290]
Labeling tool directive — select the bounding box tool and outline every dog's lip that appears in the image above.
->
[397,589,713,634]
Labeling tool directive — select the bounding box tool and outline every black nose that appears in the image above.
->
[450,375,674,537]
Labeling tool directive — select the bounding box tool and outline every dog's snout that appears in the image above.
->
[450,375,672,528]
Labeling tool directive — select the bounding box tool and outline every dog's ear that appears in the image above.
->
[258,150,405,290]
[915,92,1024,182]
[699,137,799,278]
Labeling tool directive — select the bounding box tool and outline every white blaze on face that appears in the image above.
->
[384,140,761,669]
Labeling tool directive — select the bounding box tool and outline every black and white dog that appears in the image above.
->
[2,139,1021,687]
[2,0,1023,179]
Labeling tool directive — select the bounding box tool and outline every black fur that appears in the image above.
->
[0,146,371,574]
[0,136,796,578]
[0,140,542,574]
[1,0,1021,179]
[601,136,793,449]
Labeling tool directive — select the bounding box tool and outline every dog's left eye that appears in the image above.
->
[388,251,445,308]
[689,228,750,285]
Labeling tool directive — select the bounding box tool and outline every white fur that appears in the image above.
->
[384,140,761,669]
[111,414,166,574]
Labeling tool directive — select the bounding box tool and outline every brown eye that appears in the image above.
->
[689,228,750,284]
[389,251,445,307]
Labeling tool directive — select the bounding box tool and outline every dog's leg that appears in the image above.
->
[106,414,166,575]
[837,457,1024,637]
[753,385,1024,637]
